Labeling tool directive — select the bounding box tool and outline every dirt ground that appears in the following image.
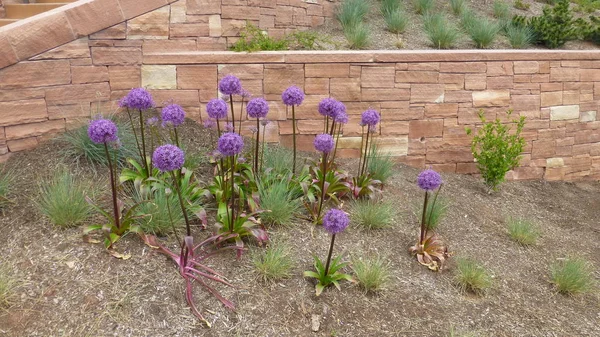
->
[314,0,600,50]
[0,120,599,337]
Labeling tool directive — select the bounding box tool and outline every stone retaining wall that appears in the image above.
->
[0,0,598,181]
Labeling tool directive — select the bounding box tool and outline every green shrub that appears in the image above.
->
[288,31,329,50]
[507,217,539,246]
[467,16,501,48]
[572,0,600,13]
[550,258,595,295]
[383,8,409,33]
[0,263,18,308]
[449,0,466,16]
[514,0,531,11]
[466,110,526,192]
[61,117,138,167]
[231,23,288,52]
[352,254,391,293]
[37,170,93,228]
[344,23,371,49]
[513,0,579,48]
[493,0,511,20]
[504,24,535,48]
[258,178,301,226]
[0,168,13,210]
[417,196,449,231]
[414,0,435,15]
[453,257,493,295]
[367,144,395,184]
[424,13,460,49]
[349,199,395,230]
[336,0,370,31]
[575,15,600,45]
[252,242,295,282]
[263,145,295,175]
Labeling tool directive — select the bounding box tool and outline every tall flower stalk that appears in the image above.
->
[217,132,244,231]
[219,75,242,131]
[246,98,269,173]
[161,104,186,148]
[119,88,155,178]
[282,86,305,175]
[314,133,335,224]
[357,109,381,177]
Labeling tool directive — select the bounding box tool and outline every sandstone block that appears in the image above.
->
[148,90,200,107]
[487,62,513,76]
[440,62,486,73]
[580,111,597,122]
[7,137,38,152]
[118,0,169,19]
[541,91,562,107]
[0,60,70,90]
[0,99,47,126]
[170,23,210,38]
[330,78,360,102]
[5,119,65,140]
[550,105,579,121]
[72,66,109,84]
[187,0,221,14]
[90,22,127,40]
[92,47,142,66]
[0,35,18,70]
[439,73,464,90]
[222,5,260,20]
[109,66,141,90]
[409,120,444,139]
[305,64,349,78]
[531,139,556,158]
[408,63,439,71]
[127,7,170,39]
[218,64,263,80]
[48,103,91,119]
[550,67,580,82]
[142,65,177,89]
[362,88,410,102]
[395,71,438,84]
[0,88,45,102]
[264,64,304,95]
[464,74,486,90]
[513,61,538,74]
[361,66,395,87]
[377,136,409,156]
[424,103,458,118]
[31,39,90,60]
[472,90,510,107]
[546,157,565,168]
[410,84,444,103]
[305,77,329,95]
[65,0,124,37]
[209,14,222,37]
[46,83,111,105]
[426,148,473,163]
[381,121,409,135]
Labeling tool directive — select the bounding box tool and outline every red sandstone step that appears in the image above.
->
[4,3,67,19]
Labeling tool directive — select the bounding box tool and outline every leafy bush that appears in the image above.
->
[453,257,493,295]
[61,118,138,167]
[367,144,395,184]
[504,24,535,48]
[352,254,391,293]
[258,178,301,226]
[507,217,539,246]
[336,0,370,31]
[349,199,395,230]
[513,0,579,48]
[288,31,329,50]
[572,0,600,13]
[414,0,435,15]
[383,7,409,33]
[575,15,600,45]
[514,0,531,11]
[252,242,295,282]
[0,262,18,308]
[0,168,13,210]
[493,0,511,20]
[37,170,93,228]
[231,23,288,52]
[550,258,595,295]
[467,16,501,48]
[344,23,371,49]
[449,0,466,16]
[466,110,526,192]
[424,13,460,49]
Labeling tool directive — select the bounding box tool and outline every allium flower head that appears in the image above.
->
[361,109,380,127]
[88,118,118,144]
[318,98,342,118]
[161,104,186,127]
[281,86,305,106]
[334,110,349,124]
[152,144,185,172]
[146,117,159,127]
[322,209,349,235]
[203,118,216,129]
[219,75,242,95]
[314,133,335,154]
[217,132,244,157]
[119,88,154,110]
[246,98,269,119]
[260,119,271,127]
[206,99,228,120]
[249,126,258,134]
[417,169,443,191]
[225,122,234,132]
[240,88,252,98]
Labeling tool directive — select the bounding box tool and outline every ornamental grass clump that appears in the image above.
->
[414,0,435,15]
[366,143,395,184]
[304,209,353,296]
[258,178,301,226]
[252,241,295,282]
[0,168,13,210]
[409,169,449,271]
[0,262,18,308]
[449,0,466,16]
[282,86,305,175]
[37,170,93,228]
[349,199,395,230]
[336,0,370,32]
[423,13,460,49]
[466,16,501,48]
[453,257,493,295]
[504,24,535,48]
[466,110,526,192]
[507,217,539,246]
[550,258,595,295]
[352,254,391,293]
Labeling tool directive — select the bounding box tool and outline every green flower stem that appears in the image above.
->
[260,124,266,172]
[103,142,121,230]
[126,109,143,166]
[229,94,235,131]
[170,170,191,237]
[165,190,182,249]
[138,109,150,177]
[420,191,429,244]
[324,234,336,276]
[316,152,328,223]
[230,155,236,232]
[360,126,371,176]
[238,97,245,134]
[292,105,297,175]
[254,118,260,173]
[357,125,365,177]
[330,123,342,166]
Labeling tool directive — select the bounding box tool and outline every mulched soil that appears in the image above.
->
[313,0,600,50]
[0,119,599,337]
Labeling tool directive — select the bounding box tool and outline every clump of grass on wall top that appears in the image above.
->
[550,257,596,295]
[423,13,460,49]
[453,257,493,295]
[336,0,370,31]
[381,0,409,33]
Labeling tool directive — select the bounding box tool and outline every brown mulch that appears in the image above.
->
[0,119,599,337]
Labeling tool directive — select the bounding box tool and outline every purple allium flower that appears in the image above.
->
[206,99,228,120]
[417,169,443,191]
[281,86,305,106]
[217,132,244,157]
[318,98,345,119]
[119,88,154,110]
[334,110,349,124]
[152,144,185,172]
[219,75,242,95]
[203,118,217,129]
[361,109,380,127]
[88,118,118,144]
[246,98,269,119]
[161,104,186,127]
[225,122,234,132]
[314,133,335,154]
[249,126,258,133]
[260,119,271,127]
[240,88,252,98]
[146,117,159,127]
[322,209,349,235]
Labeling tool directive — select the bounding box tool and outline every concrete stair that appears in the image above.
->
[0,0,77,27]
